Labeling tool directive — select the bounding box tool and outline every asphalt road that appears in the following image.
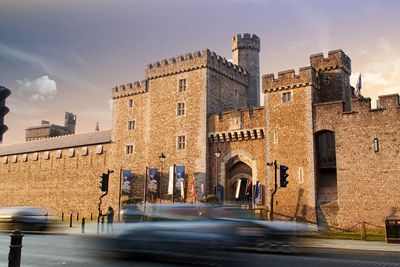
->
[0,233,400,267]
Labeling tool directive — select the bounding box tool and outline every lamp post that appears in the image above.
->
[159,153,166,204]
[214,146,221,199]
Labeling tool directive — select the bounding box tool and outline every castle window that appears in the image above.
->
[96,145,103,154]
[128,120,136,130]
[177,135,186,150]
[178,79,187,92]
[2,156,8,164]
[282,92,292,103]
[56,149,62,159]
[126,144,134,155]
[177,102,185,116]
[298,167,304,184]
[373,138,379,153]
[81,146,88,156]
[33,152,39,161]
[128,99,134,108]
[274,128,279,144]
[68,148,75,157]
[22,154,28,162]
[44,151,50,160]
[12,155,18,163]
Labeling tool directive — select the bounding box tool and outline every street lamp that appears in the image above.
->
[159,153,166,204]
[214,146,221,199]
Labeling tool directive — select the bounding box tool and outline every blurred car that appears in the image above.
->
[0,206,54,231]
[93,205,310,261]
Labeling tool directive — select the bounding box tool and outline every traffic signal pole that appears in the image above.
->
[97,169,113,234]
[269,160,278,221]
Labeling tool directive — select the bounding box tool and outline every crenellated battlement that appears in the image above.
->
[314,93,400,116]
[262,66,316,93]
[207,107,265,143]
[310,49,351,74]
[145,49,248,85]
[111,79,148,99]
[232,33,260,52]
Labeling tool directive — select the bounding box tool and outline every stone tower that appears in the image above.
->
[64,112,76,133]
[232,33,260,107]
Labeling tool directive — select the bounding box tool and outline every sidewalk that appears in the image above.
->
[59,223,400,253]
[300,238,400,252]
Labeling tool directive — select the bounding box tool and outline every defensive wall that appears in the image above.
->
[0,131,119,219]
[314,94,400,229]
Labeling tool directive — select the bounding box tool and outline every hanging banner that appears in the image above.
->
[122,170,132,196]
[235,179,242,199]
[255,181,263,205]
[175,166,186,190]
[148,168,158,194]
[168,165,174,194]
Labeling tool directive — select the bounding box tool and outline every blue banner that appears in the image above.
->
[122,170,132,195]
[175,166,186,190]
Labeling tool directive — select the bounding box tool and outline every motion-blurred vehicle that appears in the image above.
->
[0,206,54,231]
[94,205,309,260]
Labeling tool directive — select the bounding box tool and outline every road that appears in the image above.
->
[1,232,400,267]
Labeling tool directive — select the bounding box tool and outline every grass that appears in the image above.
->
[302,230,386,241]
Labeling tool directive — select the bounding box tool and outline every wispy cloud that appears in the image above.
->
[0,42,99,91]
[17,76,57,101]
[7,98,46,116]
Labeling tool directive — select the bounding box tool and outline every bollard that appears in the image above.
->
[69,213,73,228]
[101,216,105,232]
[8,230,24,267]
[61,212,64,222]
[361,221,367,241]
[81,217,85,233]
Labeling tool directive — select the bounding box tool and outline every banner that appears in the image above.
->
[175,166,186,190]
[254,181,263,205]
[148,168,158,194]
[168,165,174,194]
[122,170,132,195]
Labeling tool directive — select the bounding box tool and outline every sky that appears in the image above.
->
[0,0,399,144]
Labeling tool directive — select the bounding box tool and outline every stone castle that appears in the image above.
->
[0,33,399,229]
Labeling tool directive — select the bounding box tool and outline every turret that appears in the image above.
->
[232,33,260,107]
[64,112,76,134]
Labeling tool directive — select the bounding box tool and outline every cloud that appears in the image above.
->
[0,42,99,92]
[351,38,400,106]
[17,76,57,101]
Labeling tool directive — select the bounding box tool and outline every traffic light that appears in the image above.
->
[99,173,109,192]
[279,164,289,188]
[0,86,11,144]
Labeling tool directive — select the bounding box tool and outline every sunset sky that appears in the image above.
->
[1,0,399,144]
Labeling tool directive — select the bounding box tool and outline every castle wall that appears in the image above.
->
[0,143,116,219]
[263,67,317,223]
[314,94,400,228]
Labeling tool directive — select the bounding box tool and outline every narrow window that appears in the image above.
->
[128,120,136,130]
[274,128,279,144]
[177,135,186,150]
[282,92,292,103]
[56,149,62,159]
[12,155,18,163]
[373,138,379,153]
[96,145,103,154]
[177,102,185,116]
[44,151,50,160]
[298,167,304,184]
[126,145,134,155]
[128,99,133,108]
[178,79,187,92]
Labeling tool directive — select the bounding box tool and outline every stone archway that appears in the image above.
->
[221,152,257,203]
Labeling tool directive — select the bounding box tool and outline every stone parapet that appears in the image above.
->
[310,49,351,74]
[145,49,248,85]
[111,80,148,99]
[262,66,316,93]
[232,33,260,52]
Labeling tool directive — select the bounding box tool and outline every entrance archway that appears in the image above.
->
[225,158,253,203]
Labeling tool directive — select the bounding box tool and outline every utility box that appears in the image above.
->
[385,217,400,243]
